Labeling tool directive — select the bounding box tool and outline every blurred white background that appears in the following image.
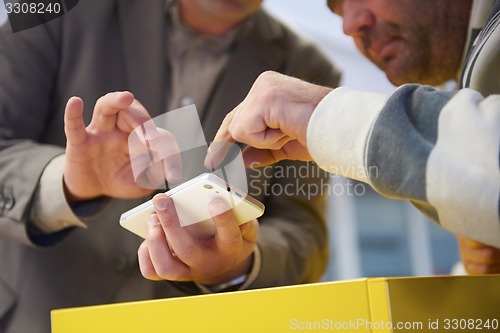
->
[0,2,6,26]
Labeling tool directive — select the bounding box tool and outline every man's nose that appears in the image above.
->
[342,2,375,36]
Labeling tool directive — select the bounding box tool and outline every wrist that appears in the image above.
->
[199,252,254,292]
[202,272,249,293]
[63,174,102,203]
[298,86,333,147]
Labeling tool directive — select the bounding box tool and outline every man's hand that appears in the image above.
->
[138,194,259,286]
[63,91,179,201]
[458,236,500,274]
[211,71,332,167]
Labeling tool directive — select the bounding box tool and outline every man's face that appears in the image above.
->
[328,0,472,86]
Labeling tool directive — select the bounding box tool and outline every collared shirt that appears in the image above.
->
[165,0,253,113]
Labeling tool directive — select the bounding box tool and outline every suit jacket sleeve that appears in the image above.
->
[0,21,67,245]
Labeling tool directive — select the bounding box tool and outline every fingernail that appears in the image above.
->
[148,214,160,227]
[118,91,131,97]
[209,200,229,216]
[166,168,181,183]
[204,153,215,171]
[154,196,169,211]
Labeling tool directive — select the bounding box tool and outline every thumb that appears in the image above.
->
[242,146,285,167]
[64,96,87,146]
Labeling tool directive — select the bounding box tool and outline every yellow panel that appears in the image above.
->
[384,275,500,333]
[52,279,371,333]
[367,278,393,333]
[52,275,500,333]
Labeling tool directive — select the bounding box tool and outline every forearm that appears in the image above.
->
[308,84,500,247]
[0,141,64,245]
[1,148,112,247]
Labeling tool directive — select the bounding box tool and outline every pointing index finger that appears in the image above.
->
[212,110,237,144]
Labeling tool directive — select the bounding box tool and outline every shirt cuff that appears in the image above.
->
[196,246,261,294]
[30,154,87,233]
[306,87,388,184]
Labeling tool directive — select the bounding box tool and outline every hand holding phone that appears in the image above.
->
[119,173,265,239]
[138,191,260,285]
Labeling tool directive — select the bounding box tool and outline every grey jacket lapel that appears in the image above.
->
[117,0,167,117]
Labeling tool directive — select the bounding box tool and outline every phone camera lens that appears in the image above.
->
[203,184,213,189]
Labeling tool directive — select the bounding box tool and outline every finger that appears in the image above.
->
[117,99,155,133]
[204,141,234,170]
[206,111,237,170]
[461,247,500,265]
[129,126,183,189]
[460,237,490,249]
[144,213,190,280]
[458,238,500,264]
[137,241,162,281]
[243,140,312,167]
[212,111,237,144]
[149,129,183,184]
[91,91,135,131]
[64,96,87,146]
[242,146,286,167]
[209,199,243,253]
[224,104,288,150]
[462,261,500,274]
[239,219,259,243]
[212,108,288,150]
[153,194,204,264]
[128,123,163,189]
[246,129,289,150]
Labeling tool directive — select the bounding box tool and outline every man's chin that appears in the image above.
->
[384,60,422,86]
[386,74,408,86]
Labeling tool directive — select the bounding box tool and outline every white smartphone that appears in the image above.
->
[119,173,265,239]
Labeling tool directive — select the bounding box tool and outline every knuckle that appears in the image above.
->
[219,232,242,249]
[177,247,199,264]
[130,98,144,109]
[482,247,500,261]
[100,92,116,104]
[240,219,258,237]
[159,213,179,229]
[257,70,277,83]
[222,111,233,123]
[140,266,158,280]
[154,265,175,280]
[228,126,245,142]
[474,266,490,275]
[464,262,488,275]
